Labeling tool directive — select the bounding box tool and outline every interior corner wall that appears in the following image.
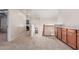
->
[8,9,26,41]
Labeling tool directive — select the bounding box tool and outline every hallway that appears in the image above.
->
[0,32,72,50]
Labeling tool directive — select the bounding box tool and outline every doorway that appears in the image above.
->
[43,24,54,36]
[0,9,8,42]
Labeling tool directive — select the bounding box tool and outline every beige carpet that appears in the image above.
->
[0,32,72,50]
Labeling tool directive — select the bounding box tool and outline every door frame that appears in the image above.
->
[42,24,54,36]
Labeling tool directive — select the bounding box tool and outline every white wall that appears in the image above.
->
[58,9,79,25]
[8,9,26,41]
[30,9,58,36]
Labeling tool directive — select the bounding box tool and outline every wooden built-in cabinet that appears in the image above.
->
[77,30,79,49]
[57,27,62,40]
[54,25,78,50]
[67,29,77,49]
[62,28,67,43]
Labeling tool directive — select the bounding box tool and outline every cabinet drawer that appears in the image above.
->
[67,29,76,33]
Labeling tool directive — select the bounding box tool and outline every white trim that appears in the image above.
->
[7,10,12,41]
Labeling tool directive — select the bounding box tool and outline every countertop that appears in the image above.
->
[54,25,79,30]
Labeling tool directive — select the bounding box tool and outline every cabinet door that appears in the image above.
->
[57,27,62,40]
[67,29,77,49]
[62,28,67,43]
[77,30,79,49]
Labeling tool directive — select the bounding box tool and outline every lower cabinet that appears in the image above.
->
[62,28,67,43]
[67,29,77,49]
[54,25,78,50]
[57,27,62,40]
[77,30,79,49]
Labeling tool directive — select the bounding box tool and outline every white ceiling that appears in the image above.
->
[31,9,59,18]
[20,9,59,18]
